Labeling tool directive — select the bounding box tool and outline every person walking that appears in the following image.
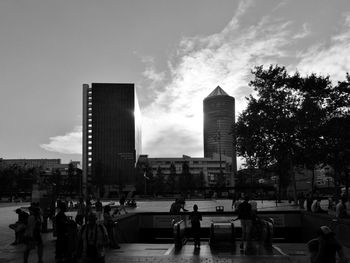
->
[189,204,202,248]
[55,202,69,262]
[77,213,109,263]
[95,199,103,221]
[307,226,347,263]
[85,198,92,223]
[237,196,253,251]
[103,205,120,249]
[76,197,86,226]
[23,205,43,263]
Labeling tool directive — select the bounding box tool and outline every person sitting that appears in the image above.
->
[307,226,347,263]
[9,208,29,245]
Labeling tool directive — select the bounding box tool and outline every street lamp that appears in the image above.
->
[271,176,278,207]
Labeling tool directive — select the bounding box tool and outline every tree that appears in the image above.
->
[236,65,299,198]
[236,65,350,199]
[179,161,191,192]
[165,162,177,193]
[153,166,165,195]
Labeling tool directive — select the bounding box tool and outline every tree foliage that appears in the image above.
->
[236,65,350,197]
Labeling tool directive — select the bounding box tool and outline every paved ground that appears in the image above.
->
[0,200,332,263]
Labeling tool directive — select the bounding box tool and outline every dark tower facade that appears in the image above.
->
[203,86,237,183]
[82,83,141,196]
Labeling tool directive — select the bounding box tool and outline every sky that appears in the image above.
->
[1,0,350,168]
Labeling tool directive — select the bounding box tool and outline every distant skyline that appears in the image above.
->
[1,0,350,168]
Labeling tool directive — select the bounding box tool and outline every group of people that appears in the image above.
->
[10,197,130,263]
[298,192,349,219]
[56,198,122,262]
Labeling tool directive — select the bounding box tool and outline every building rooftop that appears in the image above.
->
[206,86,229,98]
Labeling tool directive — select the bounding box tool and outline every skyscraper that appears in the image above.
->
[203,86,236,185]
[82,83,141,196]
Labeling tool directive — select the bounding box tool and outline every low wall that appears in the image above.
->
[137,211,302,243]
[114,213,139,243]
[112,211,350,245]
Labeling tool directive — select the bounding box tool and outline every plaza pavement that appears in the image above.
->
[0,200,338,263]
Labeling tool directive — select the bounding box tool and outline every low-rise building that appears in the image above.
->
[145,153,233,188]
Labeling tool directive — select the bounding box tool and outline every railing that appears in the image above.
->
[209,220,235,245]
[173,219,186,249]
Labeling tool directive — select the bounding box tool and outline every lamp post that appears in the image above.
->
[272,176,278,207]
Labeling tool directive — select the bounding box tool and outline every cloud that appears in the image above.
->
[142,2,296,157]
[295,14,350,81]
[41,1,350,160]
[40,126,82,154]
[293,23,311,39]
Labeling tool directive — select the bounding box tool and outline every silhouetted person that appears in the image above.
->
[119,195,128,214]
[9,208,28,245]
[23,205,43,263]
[85,198,92,223]
[95,199,103,220]
[311,198,326,213]
[77,213,109,263]
[237,196,253,250]
[103,205,120,249]
[307,226,347,263]
[336,197,347,219]
[298,192,305,209]
[306,193,313,212]
[76,197,86,226]
[189,204,202,248]
[55,202,69,262]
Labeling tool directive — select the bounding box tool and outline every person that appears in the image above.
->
[9,208,29,245]
[95,199,103,221]
[76,197,86,226]
[231,195,236,210]
[170,199,184,213]
[85,198,92,223]
[23,205,43,263]
[307,226,347,263]
[306,193,313,212]
[103,205,120,249]
[237,196,253,250]
[119,195,128,214]
[232,196,242,211]
[336,197,347,219]
[311,198,326,213]
[55,202,69,262]
[298,192,305,209]
[68,200,74,211]
[189,204,202,248]
[249,197,258,218]
[328,197,334,211]
[178,196,188,211]
[77,213,109,263]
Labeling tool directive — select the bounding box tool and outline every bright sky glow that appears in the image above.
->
[1,0,350,166]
